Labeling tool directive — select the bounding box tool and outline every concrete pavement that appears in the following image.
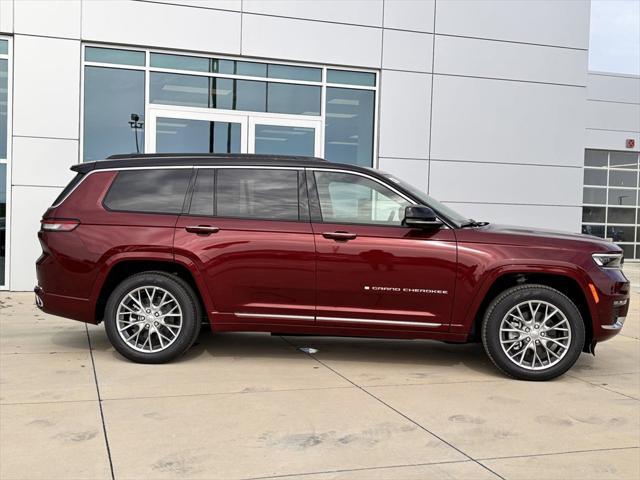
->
[1,266,638,479]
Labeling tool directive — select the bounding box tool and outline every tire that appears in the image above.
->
[481,284,585,381]
[104,271,202,363]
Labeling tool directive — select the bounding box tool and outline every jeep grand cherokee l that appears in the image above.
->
[35,154,631,381]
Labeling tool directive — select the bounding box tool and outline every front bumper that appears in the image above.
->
[589,268,630,343]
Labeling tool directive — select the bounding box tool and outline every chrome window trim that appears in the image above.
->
[51,164,455,229]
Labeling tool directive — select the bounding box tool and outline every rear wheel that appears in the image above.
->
[104,272,201,363]
[481,284,585,381]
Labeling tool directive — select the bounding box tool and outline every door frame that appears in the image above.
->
[146,105,249,153]
[248,116,323,157]
[146,104,323,157]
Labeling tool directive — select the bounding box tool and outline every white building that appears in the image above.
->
[0,0,638,291]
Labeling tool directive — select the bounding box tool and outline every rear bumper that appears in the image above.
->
[34,285,96,324]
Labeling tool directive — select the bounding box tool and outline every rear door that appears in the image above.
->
[174,167,316,326]
[309,169,457,332]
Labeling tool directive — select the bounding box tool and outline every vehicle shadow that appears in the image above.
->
[51,325,501,379]
[191,330,502,379]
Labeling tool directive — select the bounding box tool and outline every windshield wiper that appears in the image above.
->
[460,219,489,228]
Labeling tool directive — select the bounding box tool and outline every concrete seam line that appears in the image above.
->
[278,336,507,480]
[85,324,116,480]
[477,445,639,462]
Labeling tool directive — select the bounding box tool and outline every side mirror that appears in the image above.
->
[403,205,443,229]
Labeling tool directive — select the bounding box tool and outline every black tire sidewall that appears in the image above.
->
[482,285,585,381]
[104,272,200,363]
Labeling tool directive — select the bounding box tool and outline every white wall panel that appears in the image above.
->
[9,186,62,291]
[378,70,431,159]
[586,101,640,133]
[382,30,432,73]
[14,0,80,39]
[429,160,582,206]
[378,157,429,192]
[241,14,381,67]
[435,35,587,86]
[435,0,590,49]
[142,0,241,10]
[243,0,383,26]
[82,0,241,54]
[446,202,581,233]
[587,73,640,104]
[430,75,585,167]
[585,129,640,153]
[12,137,78,187]
[383,0,434,32]
[0,0,14,33]
[13,36,80,139]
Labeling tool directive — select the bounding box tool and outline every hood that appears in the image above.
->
[456,223,620,252]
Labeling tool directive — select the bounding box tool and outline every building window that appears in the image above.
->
[82,45,377,166]
[0,37,10,288]
[83,66,145,161]
[582,149,639,260]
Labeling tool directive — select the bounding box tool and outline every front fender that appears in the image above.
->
[450,261,597,335]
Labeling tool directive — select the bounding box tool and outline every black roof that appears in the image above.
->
[72,153,331,174]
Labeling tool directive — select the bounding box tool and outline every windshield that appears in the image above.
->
[374,171,472,227]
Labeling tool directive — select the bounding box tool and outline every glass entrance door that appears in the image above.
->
[147,107,322,157]
[147,107,248,154]
[249,117,321,157]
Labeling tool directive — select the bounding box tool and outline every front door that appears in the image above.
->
[147,106,322,157]
[309,169,457,332]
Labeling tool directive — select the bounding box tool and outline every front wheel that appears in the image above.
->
[104,272,201,363]
[482,284,585,381]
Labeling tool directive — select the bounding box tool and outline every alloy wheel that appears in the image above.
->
[115,286,183,353]
[499,300,572,371]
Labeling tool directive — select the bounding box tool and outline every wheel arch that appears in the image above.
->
[93,258,210,324]
[467,269,595,352]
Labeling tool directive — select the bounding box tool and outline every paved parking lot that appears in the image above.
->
[1,266,639,480]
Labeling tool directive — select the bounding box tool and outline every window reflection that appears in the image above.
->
[325,88,374,167]
[83,67,145,161]
[315,171,410,226]
[156,118,241,154]
[103,169,191,214]
[0,59,6,159]
[254,125,315,156]
[216,169,299,220]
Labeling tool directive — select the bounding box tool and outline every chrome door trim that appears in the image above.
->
[317,316,441,328]
[234,312,315,321]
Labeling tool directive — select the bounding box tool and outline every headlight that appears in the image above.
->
[592,253,623,269]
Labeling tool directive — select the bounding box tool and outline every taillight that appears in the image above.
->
[40,219,80,232]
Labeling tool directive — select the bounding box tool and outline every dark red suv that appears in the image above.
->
[35,154,630,380]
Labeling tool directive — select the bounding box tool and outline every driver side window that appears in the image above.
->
[314,171,411,226]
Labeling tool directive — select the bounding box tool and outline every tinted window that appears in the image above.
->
[104,169,191,213]
[52,173,85,206]
[314,171,411,225]
[189,170,214,216]
[216,169,299,220]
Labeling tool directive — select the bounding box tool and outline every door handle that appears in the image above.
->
[185,225,220,234]
[322,231,357,241]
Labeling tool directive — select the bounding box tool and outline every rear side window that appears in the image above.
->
[104,169,191,214]
[52,173,85,206]
[189,169,214,216]
[216,168,299,220]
